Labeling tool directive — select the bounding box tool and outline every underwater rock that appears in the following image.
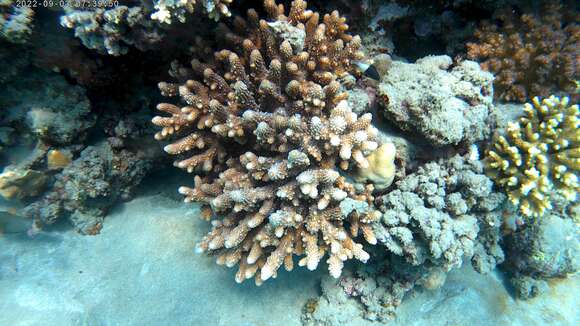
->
[24,141,158,235]
[504,213,579,299]
[377,55,494,147]
[0,69,94,146]
[0,168,47,200]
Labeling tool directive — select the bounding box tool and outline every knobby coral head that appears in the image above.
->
[486,96,579,219]
[152,0,381,285]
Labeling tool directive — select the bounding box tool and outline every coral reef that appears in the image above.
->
[503,213,579,299]
[485,96,579,218]
[350,0,512,59]
[0,168,47,200]
[302,253,418,324]
[0,69,94,145]
[375,154,505,272]
[303,153,508,324]
[60,4,164,56]
[353,142,396,190]
[467,4,579,102]
[377,55,494,147]
[0,0,34,44]
[0,42,29,84]
[152,0,381,284]
[23,140,159,235]
[151,0,233,23]
[60,0,234,56]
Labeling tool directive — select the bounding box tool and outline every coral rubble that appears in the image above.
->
[467,5,580,102]
[153,0,381,284]
[485,96,579,218]
[377,55,494,147]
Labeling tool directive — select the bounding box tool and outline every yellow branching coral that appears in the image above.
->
[153,0,378,284]
[486,96,579,218]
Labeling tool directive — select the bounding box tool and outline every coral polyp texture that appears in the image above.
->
[466,5,579,102]
[152,0,380,284]
[60,0,236,55]
[60,4,163,56]
[151,0,234,23]
[486,96,579,218]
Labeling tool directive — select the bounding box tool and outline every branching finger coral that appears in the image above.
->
[151,0,234,23]
[152,0,380,284]
[466,4,579,102]
[486,96,579,218]
[60,4,164,56]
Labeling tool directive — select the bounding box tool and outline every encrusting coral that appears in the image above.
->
[486,96,579,218]
[152,0,381,284]
[466,4,579,102]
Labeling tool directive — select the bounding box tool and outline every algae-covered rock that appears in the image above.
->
[0,168,47,200]
[377,55,493,147]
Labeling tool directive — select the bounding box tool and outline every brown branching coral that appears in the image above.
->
[152,0,379,284]
[466,4,579,102]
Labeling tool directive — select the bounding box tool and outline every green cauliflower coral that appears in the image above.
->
[486,96,579,218]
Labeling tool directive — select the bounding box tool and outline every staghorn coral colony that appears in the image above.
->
[152,0,381,284]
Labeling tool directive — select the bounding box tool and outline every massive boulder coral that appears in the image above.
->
[466,4,579,102]
[377,55,494,147]
[152,0,381,284]
[486,96,579,218]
